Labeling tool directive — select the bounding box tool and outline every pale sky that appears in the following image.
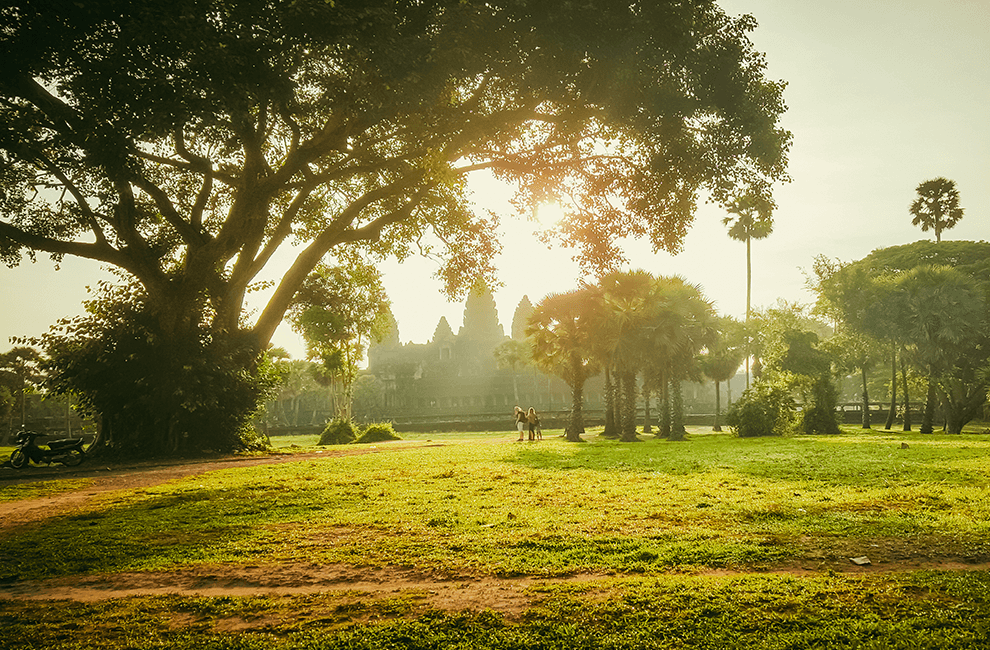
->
[2,1,988,359]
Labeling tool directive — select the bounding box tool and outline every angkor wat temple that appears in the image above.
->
[364,284,599,430]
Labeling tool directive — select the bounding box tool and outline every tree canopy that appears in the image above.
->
[816,241,990,434]
[1,0,790,331]
[0,0,790,454]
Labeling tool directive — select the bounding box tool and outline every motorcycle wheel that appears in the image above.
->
[61,449,84,467]
[9,449,28,469]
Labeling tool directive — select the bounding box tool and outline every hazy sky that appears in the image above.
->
[2,1,988,359]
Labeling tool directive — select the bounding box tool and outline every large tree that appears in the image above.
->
[817,241,990,435]
[0,0,789,454]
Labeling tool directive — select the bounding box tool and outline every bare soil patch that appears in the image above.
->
[0,562,601,616]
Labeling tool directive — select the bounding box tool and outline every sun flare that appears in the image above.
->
[536,202,567,225]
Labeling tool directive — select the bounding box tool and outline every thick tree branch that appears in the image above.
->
[0,219,120,266]
[0,75,82,136]
[129,175,207,245]
[240,181,320,282]
[136,149,238,187]
[338,188,431,245]
[249,176,431,346]
[32,154,110,248]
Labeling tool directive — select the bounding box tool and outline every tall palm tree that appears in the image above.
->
[723,195,773,389]
[528,287,602,442]
[909,177,964,244]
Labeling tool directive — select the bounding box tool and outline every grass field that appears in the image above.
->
[2,424,990,648]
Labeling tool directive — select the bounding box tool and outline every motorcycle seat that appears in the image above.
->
[46,438,83,450]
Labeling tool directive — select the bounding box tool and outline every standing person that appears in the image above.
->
[527,407,539,441]
[514,406,526,441]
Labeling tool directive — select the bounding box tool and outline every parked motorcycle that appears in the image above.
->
[8,428,85,469]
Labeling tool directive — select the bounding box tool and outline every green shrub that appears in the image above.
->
[319,418,359,445]
[38,283,281,457]
[726,381,794,437]
[800,376,841,435]
[355,422,401,444]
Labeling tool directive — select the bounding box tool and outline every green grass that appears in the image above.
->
[3,572,990,649]
[0,478,95,503]
[3,424,990,648]
[5,426,990,580]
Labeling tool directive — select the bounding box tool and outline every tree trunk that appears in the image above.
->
[945,409,964,435]
[861,366,871,429]
[566,376,585,442]
[884,349,897,430]
[619,369,638,442]
[745,236,751,390]
[658,379,671,439]
[920,366,937,434]
[602,366,618,438]
[643,385,653,434]
[713,380,722,432]
[900,352,912,431]
[669,380,686,441]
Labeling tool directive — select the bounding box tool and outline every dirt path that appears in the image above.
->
[0,562,605,613]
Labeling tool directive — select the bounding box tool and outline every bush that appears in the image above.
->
[800,376,841,435]
[355,422,401,444]
[37,283,281,457]
[726,381,794,437]
[319,418,358,445]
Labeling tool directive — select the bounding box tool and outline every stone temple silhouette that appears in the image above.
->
[364,282,593,430]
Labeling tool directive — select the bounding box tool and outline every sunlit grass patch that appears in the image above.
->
[3,429,990,582]
[0,477,94,503]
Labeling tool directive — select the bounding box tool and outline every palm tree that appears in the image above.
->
[699,316,745,432]
[892,265,983,434]
[597,271,657,442]
[910,177,964,244]
[723,195,773,389]
[644,276,718,441]
[528,287,602,441]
